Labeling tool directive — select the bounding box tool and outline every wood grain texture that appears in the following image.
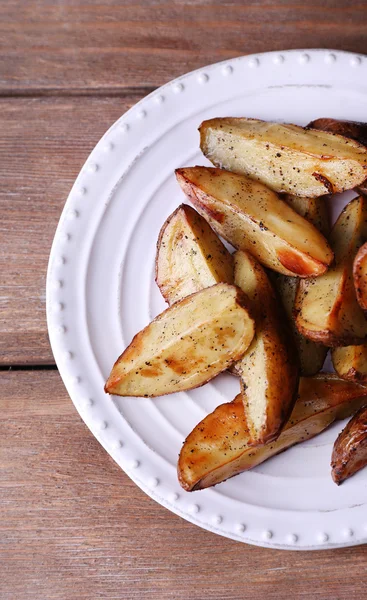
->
[0,95,141,365]
[1,0,366,93]
[1,369,367,600]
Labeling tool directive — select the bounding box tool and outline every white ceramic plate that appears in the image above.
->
[47,49,367,550]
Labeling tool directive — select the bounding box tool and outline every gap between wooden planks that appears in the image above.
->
[1,0,366,93]
[1,369,367,600]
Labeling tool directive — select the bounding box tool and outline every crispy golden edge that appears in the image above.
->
[176,167,333,277]
[178,375,367,491]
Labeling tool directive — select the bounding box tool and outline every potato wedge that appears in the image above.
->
[200,117,367,197]
[275,195,329,375]
[275,276,327,375]
[308,118,367,147]
[353,241,367,312]
[295,196,367,346]
[282,194,330,237]
[176,166,333,277]
[178,375,367,491]
[105,283,255,397]
[332,345,367,384]
[155,204,234,305]
[233,251,299,444]
[331,405,367,485]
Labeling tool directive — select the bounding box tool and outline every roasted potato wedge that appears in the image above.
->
[199,117,367,197]
[233,251,299,444]
[353,241,367,312]
[332,344,367,384]
[178,375,367,491]
[275,194,329,374]
[308,118,367,147]
[275,276,327,375]
[176,166,333,277]
[295,196,367,346]
[105,283,255,397]
[331,405,367,485]
[282,194,330,237]
[156,204,234,305]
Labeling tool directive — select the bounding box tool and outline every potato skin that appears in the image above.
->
[331,405,367,485]
[234,251,299,445]
[105,283,255,397]
[308,118,367,147]
[155,204,234,305]
[176,166,333,277]
[178,375,367,491]
[295,196,367,347]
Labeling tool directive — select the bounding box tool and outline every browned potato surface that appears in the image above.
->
[156,204,234,305]
[353,241,367,312]
[295,196,367,346]
[176,166,333,277]
[200,117,367,197]
[233,251,299,444]
[178,375,367,491]
[332,344,367,384]
[331,405,367,485]
[105,283,255,398]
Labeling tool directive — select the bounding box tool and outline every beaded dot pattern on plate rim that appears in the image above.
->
[47,49,367,551]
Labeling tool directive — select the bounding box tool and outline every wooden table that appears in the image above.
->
[1,2,367,598]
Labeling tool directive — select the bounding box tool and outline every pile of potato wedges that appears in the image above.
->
[105,116,367,490]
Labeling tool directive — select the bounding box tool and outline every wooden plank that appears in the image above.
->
[0,95,142,365]
[1,0,366,93]
[0,369,366,600]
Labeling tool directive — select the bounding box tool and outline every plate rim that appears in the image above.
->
[47,48,367,551]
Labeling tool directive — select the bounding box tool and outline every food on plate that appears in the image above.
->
[233,251,299,444]
[176,166,333,277]
[199,117,367,197]
[332,345,367,384]
[275,194,329,375]
[353,241,367,312]
[155,204,234,305]
[282,194,330,237]
[295,196,367,346]
[178,375,367,491]
[331,405,367,485]
[105,283,255,397]
[308,118,367,147]
[275,276,327,375]
[308,117,367,195]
